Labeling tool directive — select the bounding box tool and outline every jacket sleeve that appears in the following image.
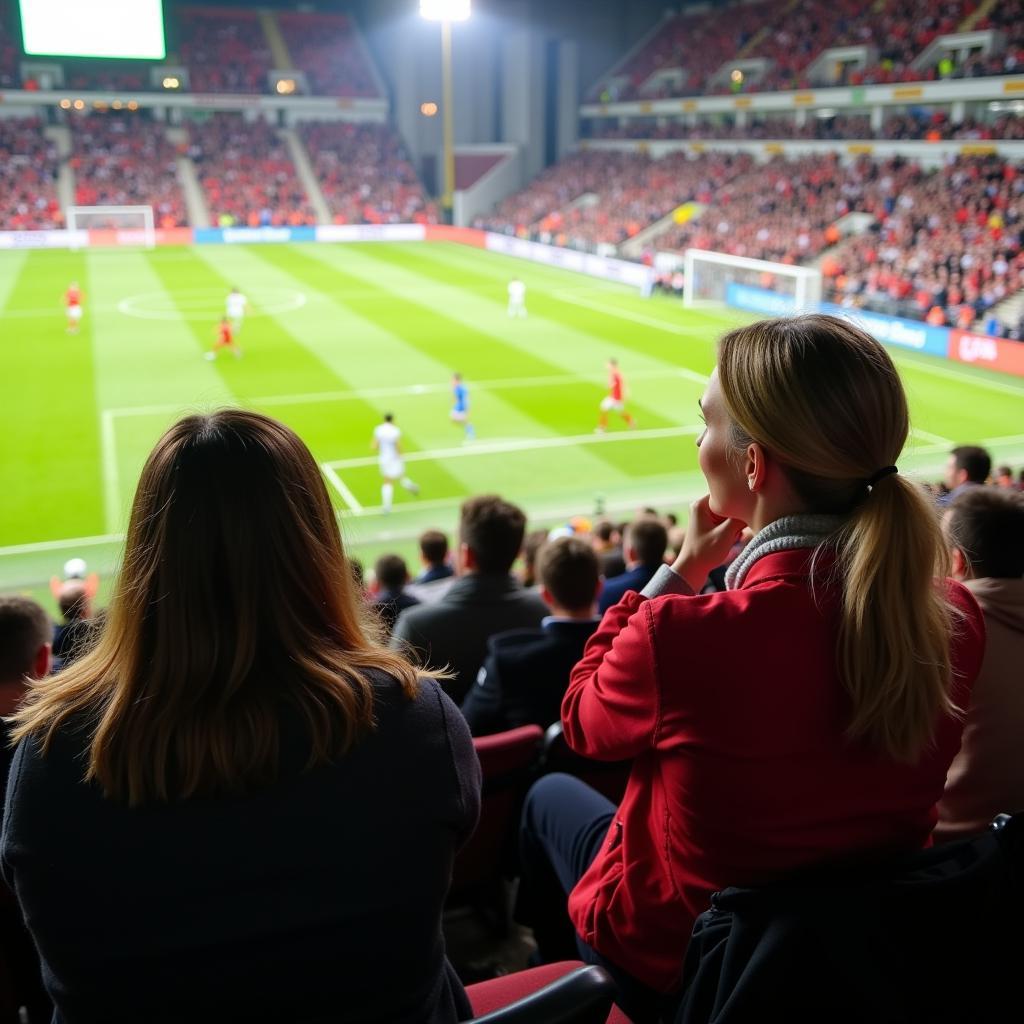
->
[434,682,482,850]
[460,642,504,737]
[561,591,660,761]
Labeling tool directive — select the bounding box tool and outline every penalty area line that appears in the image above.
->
[321,463,365,515]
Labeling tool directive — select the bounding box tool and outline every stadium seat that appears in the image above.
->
[467,962,631,1023]
[450,725,544,922]
[541,723,630,806]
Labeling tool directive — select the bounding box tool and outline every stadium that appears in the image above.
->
[0,0,1021,1021]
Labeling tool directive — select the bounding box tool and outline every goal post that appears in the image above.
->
[65,205,156,248]
[683,249,822,316]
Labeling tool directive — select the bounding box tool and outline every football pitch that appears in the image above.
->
[3,240,1024,603]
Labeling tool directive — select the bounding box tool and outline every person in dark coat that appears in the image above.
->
[371,554,420,637]
[597,517,669,612]
[391,495,548,703]
[2,411,481,1024]
[463,536,601,736]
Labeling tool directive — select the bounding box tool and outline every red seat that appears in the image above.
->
[451,725,543,899]
[467,961,633,1023]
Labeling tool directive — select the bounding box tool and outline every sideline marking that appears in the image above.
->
[100,411,121,535]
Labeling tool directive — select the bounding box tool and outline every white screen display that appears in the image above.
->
[19,0,166,60]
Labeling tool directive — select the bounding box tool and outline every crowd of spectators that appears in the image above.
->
[0,117,61,229]
[69,114,187,229]
[479,150,754,249]
[178,6,273,94]
[823,155,1024,326]
[591,0,1019,101]
[586,111,1024,142]
[188,114,316,227]
[277,11,380,98]
[299,121,437,225]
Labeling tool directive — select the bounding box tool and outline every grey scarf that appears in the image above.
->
[725,514,846,591]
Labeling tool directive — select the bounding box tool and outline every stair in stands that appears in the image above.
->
[259,9,294,72]
[167,127,210,229]
[958,0,1000,32]
[986,285,1024,333]
[281,128,331,224]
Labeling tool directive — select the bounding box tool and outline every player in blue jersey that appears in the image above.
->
[450,372,475,439]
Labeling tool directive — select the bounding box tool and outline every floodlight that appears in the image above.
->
[420,0,470,21]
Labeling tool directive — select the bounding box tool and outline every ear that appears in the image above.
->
[540,585,555,607]
[594,578,604,602]
[950,546,971,581]
[49,576,61,599]
[744,441,769,494]
[32,642,52,680]
[460,543,477,573]
[85,573,99,600]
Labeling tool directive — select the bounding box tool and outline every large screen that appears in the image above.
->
[19,0,166,60]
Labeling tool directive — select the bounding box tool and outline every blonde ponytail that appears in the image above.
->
[718,315,958,762]
[835,473,958,760]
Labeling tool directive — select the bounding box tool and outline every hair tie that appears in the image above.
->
[867,465,898,488]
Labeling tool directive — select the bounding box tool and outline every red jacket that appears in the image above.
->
[562,549,985,993]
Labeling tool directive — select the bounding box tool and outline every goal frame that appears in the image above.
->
[66,205,156,248]
[683,248,822,314]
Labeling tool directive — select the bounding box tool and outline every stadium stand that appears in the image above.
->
[479,150,754,248]
[299,121,438,225]
[0,117,62,229]
[277,11,380,98]
[0,1,19,89]
[591,0,987,100]
[188,114,315,227]
[69,114,187,229]
[178,5,274,94]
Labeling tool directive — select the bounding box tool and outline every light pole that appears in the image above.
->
[419,0,471,223]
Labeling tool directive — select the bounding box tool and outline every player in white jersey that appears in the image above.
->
[371,413,420,513]
[226,287,247,332]
[507,278,527,318]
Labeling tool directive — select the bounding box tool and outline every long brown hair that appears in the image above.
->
[717,314,957,761]
[11,410,422,804]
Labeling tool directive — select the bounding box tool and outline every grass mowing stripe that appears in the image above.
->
[1,251,105,546]
[348,241,724,378]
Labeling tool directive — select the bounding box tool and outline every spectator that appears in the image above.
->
[462,536,602,736]
[597,517,668,613]
[0,595,51,744]
[935,488,1024,841]
[0,598,51,1024]
[940,444,993,505]
[519,528,550,589]
[50,578,97,669]
[519,315,984,1021]
[2,410,480,1024]
[592,520,626,580]
[391,495,548,702]
[994,465,1016,489]
[371,554,420,637]
[415,529,454,584]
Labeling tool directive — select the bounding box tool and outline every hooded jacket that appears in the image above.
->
[935,577,1024,841]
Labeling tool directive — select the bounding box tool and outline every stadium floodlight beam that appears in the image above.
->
[419,0,471,221]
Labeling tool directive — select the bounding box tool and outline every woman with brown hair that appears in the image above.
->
[519,314,986,1021]
[2,411,480,1024]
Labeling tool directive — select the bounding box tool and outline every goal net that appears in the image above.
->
[683,249,822,316]
[66,205,156,248]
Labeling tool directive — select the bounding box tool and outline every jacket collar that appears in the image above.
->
[739,548,835,589]
[444,572,523,600]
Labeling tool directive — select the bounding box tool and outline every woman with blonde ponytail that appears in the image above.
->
[519,314,985,1022]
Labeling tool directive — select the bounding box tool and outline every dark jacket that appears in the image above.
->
[1,674,481,1024]
[461,618,599,736]
[372,589,420,636]
[676,813,1022,1024]
[391,573,548,703]
[597,563,661,613]
[415,565,454,585]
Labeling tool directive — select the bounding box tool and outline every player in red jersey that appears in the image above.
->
[595,357,635,432]
[206,317,242,361]
[65,282,84,334]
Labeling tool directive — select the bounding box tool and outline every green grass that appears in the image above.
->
[3,240,1024,613]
